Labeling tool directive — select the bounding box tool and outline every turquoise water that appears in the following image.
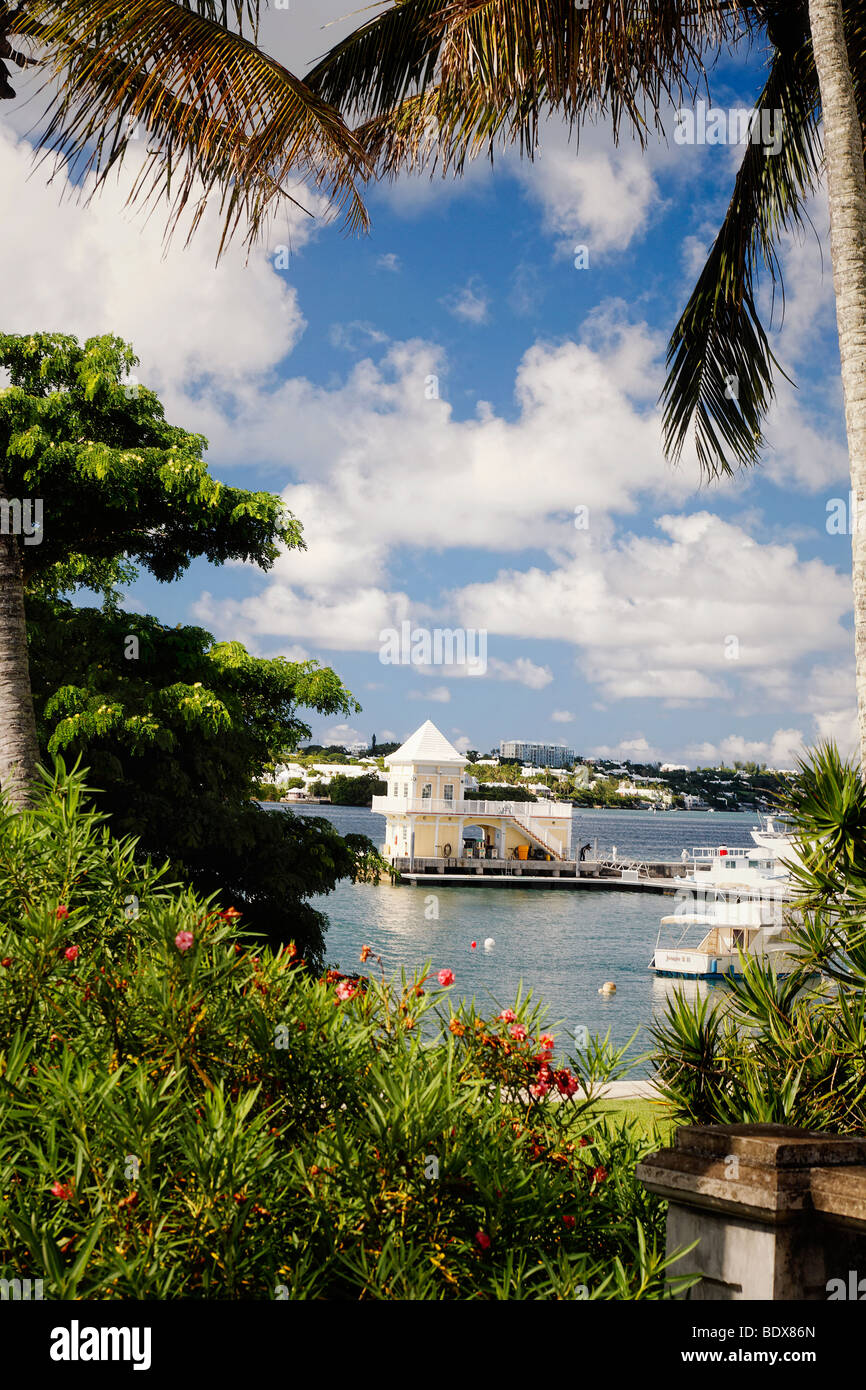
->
[271,805,760,1068]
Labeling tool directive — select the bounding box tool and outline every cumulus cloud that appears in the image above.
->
[454,511,852,706]
[0,124,323,398]
[511,123,665,257]
[551,710,575,723]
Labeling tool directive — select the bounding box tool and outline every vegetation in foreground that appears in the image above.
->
[0,765,693,1300]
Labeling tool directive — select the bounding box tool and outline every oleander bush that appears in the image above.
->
[0,764,691,1300]
[652,743,866,1133]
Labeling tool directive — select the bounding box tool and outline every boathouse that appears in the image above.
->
[371,720,572,867]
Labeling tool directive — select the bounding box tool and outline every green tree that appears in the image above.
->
[326,773,387,806]
[28,596,380,962]
[308,0,866,766]
[0,330,295,806]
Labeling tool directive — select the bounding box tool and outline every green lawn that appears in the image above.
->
[589,1098,677,1145]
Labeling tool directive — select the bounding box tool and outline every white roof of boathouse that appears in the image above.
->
[385,720,467,766]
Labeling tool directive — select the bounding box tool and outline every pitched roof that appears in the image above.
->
[385,720,467,765]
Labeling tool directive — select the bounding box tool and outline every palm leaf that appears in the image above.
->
[661,39,823,476]
[312,0,754,175]
[9,0,371,255]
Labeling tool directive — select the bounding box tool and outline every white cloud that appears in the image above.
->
[442,278,491,325]
[682,729,807,771]
[376,253,402,272]
[511,124,664,257]
[409,685,451,703]
[487,658,553,689]
[551,710,575,723]
[329,321,390,352]
[0,124,320,395]
[454,511,852,708]
[322,723,367,747]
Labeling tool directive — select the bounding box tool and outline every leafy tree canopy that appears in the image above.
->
[0,331,299,584]
[28,596,380,964]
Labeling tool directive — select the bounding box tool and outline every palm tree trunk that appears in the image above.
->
[808,0,866,770]
[0,487,39,807]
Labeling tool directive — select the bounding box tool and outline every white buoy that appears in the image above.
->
[484,937,495,951]
[599,980,617,995]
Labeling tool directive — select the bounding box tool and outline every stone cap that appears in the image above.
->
[811,1166,866,1229]
[674,1124,866,1169]
[637,1124,866,1224]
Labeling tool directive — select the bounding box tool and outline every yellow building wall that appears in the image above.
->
[384,814,570,858]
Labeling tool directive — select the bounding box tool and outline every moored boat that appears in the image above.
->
[650,897,802,980]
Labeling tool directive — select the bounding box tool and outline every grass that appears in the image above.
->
[590,1098,677,1145]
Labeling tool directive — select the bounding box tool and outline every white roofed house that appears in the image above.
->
[371,720,572,867]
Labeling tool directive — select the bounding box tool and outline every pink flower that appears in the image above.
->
[437,969,455,987]
[175,931,194,953]
[556,1072,579,1098]
[593,1166,608,1185]
[50,1181,74,1201]
[509,1023,527,1042]
[562,1214,576,1230]
[475,1230,491,1251]
[539,1033,555,1049]
[529,1080,550,1098]
[56,906,69,920]
[335,980,357,1001]
[498,1009,516,1023]
[64,945,79,963]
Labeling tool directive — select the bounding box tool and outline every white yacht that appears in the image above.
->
[673,816,800,900]
[653,816,804,979]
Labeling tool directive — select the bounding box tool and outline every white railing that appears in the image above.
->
[689,847,769,862]
[370,795,565,819]
[508,809,568,858]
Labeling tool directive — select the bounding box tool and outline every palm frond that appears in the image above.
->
[312,1,753,176]
[661,38,823,477]
[307,0,444,115]
[10,0,371,255]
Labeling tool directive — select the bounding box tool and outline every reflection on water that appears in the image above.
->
[268,803,766,1076]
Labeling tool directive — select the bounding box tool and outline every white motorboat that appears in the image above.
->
[650,896,802,980]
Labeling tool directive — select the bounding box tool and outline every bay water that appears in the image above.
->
[272,805,760,1071]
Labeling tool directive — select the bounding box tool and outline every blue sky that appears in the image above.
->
[1,4,856,766]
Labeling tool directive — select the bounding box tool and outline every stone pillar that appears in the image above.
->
[636,1123,866,1300]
